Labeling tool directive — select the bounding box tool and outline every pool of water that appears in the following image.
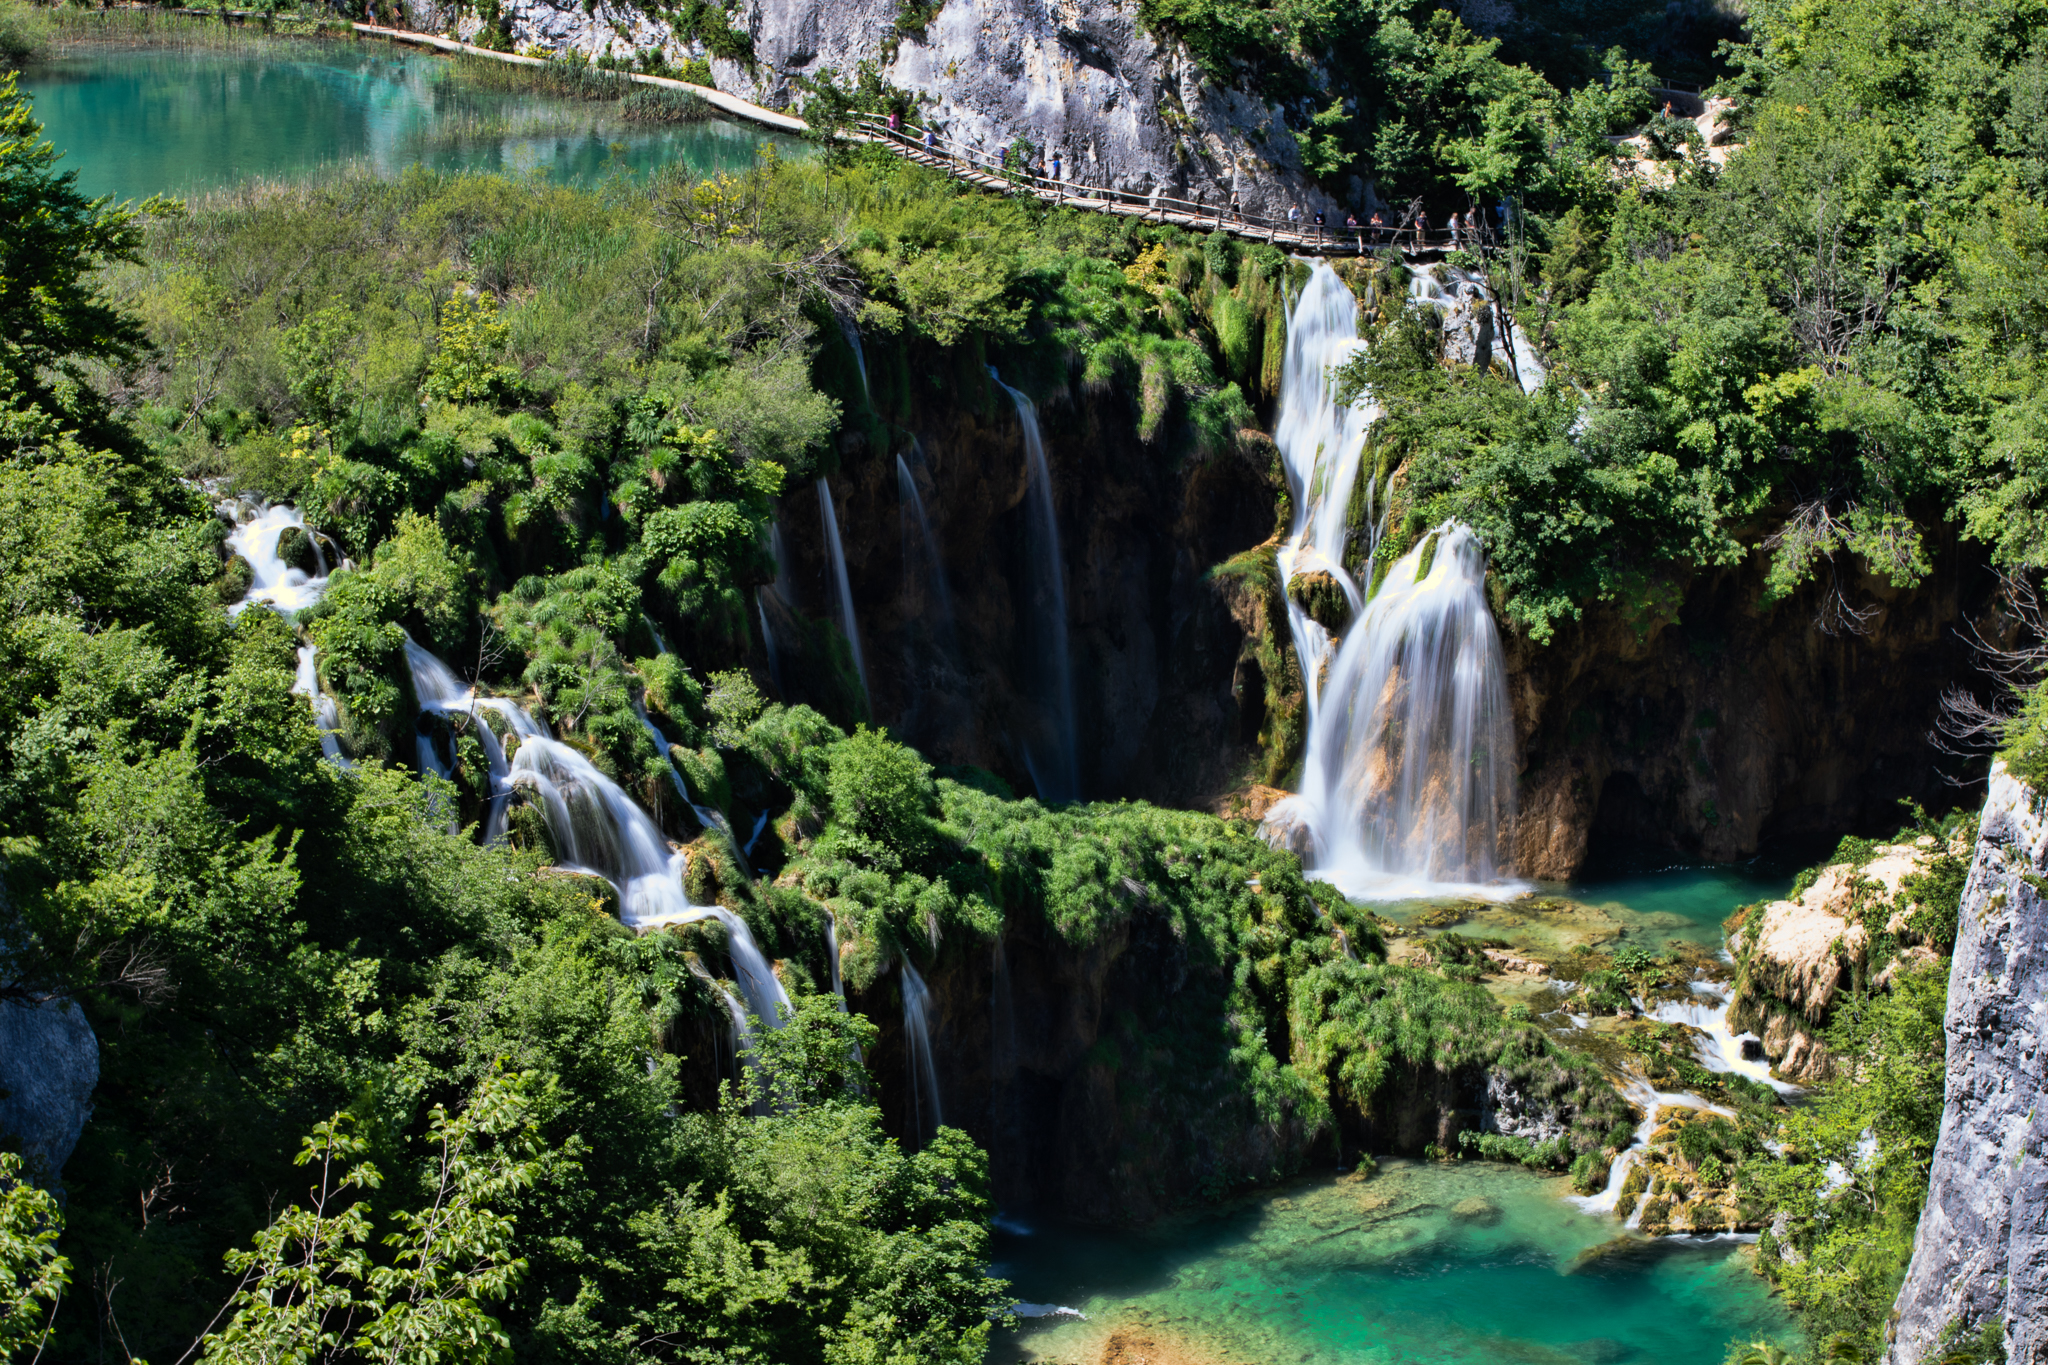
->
[21,42,805,200]
[1374,842,1823,961]
[997,1160,1796,1365]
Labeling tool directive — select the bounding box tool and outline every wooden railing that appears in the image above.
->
[852,118,1506,259]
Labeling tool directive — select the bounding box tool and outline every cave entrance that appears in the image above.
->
[1583,770,1678,864]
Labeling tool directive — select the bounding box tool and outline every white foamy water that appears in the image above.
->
[225,501,329,615]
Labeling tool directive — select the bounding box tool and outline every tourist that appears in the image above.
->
[888,109,902,134]
[1414,208,1429,250]
[924,125,936,156]
[1449,210,1462,249]
[1288,204,1301,234]
[1231,191,1243,223]
[1051,151,1062,182]
[1346,212,1360,252]
[1313,209,1325,243]
[1369,209,1385,244]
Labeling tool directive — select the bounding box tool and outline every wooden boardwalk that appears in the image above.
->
[341,23,1471,258]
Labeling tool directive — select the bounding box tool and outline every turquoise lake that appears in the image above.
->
[996,1160,1795,1365]
[998,860,1810,1364]
[20,41,805,201]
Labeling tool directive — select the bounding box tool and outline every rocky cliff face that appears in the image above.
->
[777,372,1276,806]
[1506,531,1992,878]
[1886,763,2048,1364]
[408,0,1352,222]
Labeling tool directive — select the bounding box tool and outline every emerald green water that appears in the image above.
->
[998,1161,1795,1364]
[1376,846,1817,960]
[22,44,805,201]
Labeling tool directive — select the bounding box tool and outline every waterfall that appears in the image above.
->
[988,369,1079,801]
[401,634,533,843]
[838,311,871,406]
[1569,1078,1731,1218]
[291,645,349,766]
[225,501,330,615]
[897,448,954,626]
[1647,981,1801,1096]
[1260,264,1519,899]
[824,909,843,1001]
[757,590,783,693]
[901,958,942,1147]
[815,477,870,708]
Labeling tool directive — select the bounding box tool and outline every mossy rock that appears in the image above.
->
[276,525,320,574]
[1285,569,1350,633]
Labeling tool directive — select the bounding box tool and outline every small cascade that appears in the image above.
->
[1411,266,1547,395]
[824,909,843,1001]
[815,477,870,707]
[291,645,349,766]
[225,501,331,615]
[631,695,752,881]
[1569,1077,1730,1218]
[988,369,1079,801]
[901,958,943,1147]
[838,311,871,406]
[757,590,783,693]
[1261,263,1519,899]
[401,634,534,842]
[1647,981,1802,1096]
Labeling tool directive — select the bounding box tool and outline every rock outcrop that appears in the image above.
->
[0,994,99,1182]
[1726,837,1958,1084]
[1886,763,2048,1364]
[410,0,1352,222]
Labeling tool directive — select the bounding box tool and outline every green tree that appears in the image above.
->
[0,1152,69,1363]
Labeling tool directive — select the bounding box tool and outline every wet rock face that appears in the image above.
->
[1506,531,1993,878]
[781,379,1278,807]
[1886,764,2048,1365]
[0,995,99,1182]
[1479,1067,1568,1144]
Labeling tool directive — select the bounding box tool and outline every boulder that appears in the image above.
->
[0,994,99,1182]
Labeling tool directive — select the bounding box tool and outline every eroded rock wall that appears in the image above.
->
[1506,531,1992,878]
[1886,764,2048,1364]
[778,373,1278,806]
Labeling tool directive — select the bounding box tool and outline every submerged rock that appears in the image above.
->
[1448,1196,1500,1225]
[1885,763,2048,1363]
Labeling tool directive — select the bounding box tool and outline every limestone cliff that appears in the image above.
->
[408,0,1351,221]
[1885,763,2048,1364]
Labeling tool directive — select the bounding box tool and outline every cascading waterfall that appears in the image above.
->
[1647,980,1801,1097]
[292,646,349,766]
[815,477,870,707]
[402,634,531,842]
[225,500,331,615]
[901,959,943,1148]
[838,311,871,405]
[824,909,843,1001]
[1261,264,1518,899]
[988,369,1080,801]
[633,696,753,883]
[1410,266,1547,396]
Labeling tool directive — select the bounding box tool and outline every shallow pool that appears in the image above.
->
[996,1160,1795,1365]
[21,42,804,200]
